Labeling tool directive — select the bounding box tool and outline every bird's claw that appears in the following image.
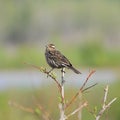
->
[62,79,65,83]
[61,69,66,73]
[47,72,50,78]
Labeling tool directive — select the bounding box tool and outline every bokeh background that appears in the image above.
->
[0,0,120,120]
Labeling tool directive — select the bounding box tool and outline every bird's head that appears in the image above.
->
[46,44,56,51]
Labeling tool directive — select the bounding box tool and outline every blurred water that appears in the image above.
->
[0,69,117,91]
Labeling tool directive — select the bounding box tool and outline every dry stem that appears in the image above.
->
[65,102,88,119]
[9,100,51,120]
[24,63,62,96]
[95,85,117,120]
[59,68,66,120]
[9,100,34,113]
[65,70,96,109]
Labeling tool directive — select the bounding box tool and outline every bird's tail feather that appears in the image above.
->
[70,66,81,74]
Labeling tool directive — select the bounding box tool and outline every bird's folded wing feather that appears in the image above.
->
[52,50,72,67]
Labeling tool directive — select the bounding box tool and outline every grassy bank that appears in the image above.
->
[0,42,120,69]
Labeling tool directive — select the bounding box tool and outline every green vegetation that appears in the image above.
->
[0,42,120,69]
[0,45,44,69]
[79,41,120,67]
[0,81,119,120]
[0,0,120,69]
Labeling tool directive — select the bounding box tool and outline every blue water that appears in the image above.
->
[0,69,117,91]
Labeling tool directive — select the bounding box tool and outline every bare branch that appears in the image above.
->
[24,62,62,95]
[80,70,96,91]
[9,100,52,120]
[59,68,66,120]
[65,102,88,119]
[95,85,117,120]
[9,100,34,113]
[36,103,52,120]
[96,98,117,120]
[65,70,96,109]
[102,85,108,108]
[82,83,98,92]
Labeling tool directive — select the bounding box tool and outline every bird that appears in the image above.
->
[45,44,81,74]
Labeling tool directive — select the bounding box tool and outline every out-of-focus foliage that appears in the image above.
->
[0,41,120,69]
[79,41,120,67]
[0,81,119,120]
[0,0,120,46]
[0,0,120,68]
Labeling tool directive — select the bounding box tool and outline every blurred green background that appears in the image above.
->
[0,0,120,120]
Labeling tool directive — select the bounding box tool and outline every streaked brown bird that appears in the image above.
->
[45,44,81,74]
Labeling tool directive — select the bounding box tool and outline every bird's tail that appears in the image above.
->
[70,66,81,74]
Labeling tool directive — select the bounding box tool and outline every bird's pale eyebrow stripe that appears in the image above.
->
[51,45,55,48]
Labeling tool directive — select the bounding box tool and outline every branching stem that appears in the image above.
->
[95,85,117,120]
[59,68,66,120]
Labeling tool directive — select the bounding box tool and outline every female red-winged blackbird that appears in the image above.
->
[45,44,81,74]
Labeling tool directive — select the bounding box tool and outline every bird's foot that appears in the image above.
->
[47,71,51,78]
[62,79,65,84]
[46,68,54,78]
[61,69,66,73]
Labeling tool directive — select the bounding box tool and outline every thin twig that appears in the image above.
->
[65,70,96,109]
[9,100,52,120]
[96,98,117,120]
[65,102,88,119]
[24,62,61,94]
[78,94,82,120]
[102,85,108,108]
[82,83,98,92]
[80,70,96,91]
[61,68,65,103]
[36,103,52,120]
[9,100,34,113]
[95,85,117,120]
[59,68,66,120]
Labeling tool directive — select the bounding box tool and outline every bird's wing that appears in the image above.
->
[54,50,72,67]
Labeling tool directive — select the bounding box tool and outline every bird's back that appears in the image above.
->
[45,49,72,68]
